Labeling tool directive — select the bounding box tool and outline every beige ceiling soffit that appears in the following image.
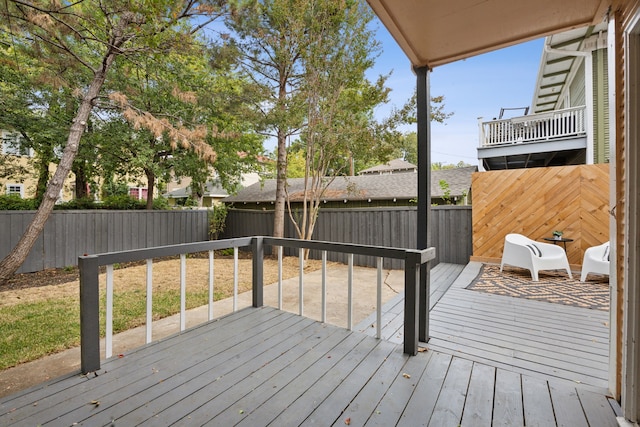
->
[367,1,617,69]
[595,0,613,23]
[427,18,603,68]
[366,0,424,68]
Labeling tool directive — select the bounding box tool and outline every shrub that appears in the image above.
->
[54,197,98,210]
[152,196,170,210]
[0,195,38,210]
[208,204,228,240]
[101,194,146,210]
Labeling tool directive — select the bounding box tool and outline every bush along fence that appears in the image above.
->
[0,206,471,274]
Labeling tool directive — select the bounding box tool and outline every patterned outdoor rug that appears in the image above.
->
[466,264,609,311]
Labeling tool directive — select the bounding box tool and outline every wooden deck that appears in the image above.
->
[359,263,612,393]
[0,263,620,426]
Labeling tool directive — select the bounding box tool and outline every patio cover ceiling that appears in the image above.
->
[366,0,614,69]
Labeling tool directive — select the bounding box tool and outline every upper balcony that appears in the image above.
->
[477,106,588,170]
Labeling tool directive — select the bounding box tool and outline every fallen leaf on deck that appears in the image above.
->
[90,400,100,406]
[344,417,351,425]
[402,373,411,379]
[418,347,428,353]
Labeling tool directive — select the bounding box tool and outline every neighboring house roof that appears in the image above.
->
[358,158,417,175]
[164,181,229,199]
[224,166,477,204]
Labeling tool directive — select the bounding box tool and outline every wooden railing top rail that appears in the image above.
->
[78,236,436,374]
[263,236,435,262]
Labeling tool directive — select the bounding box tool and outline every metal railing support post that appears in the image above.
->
[252,237,264,307]
[79,255,101,373]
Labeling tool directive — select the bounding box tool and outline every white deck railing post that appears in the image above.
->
[321,250,327,323]
[278,246,283,310]
[299,250,304,316]
[146,259,153,343]
[347,253,354,331]
[377,257,382,339]
[106,264,113,359]
[208,250,214,321]
[233,247,238,312]
[180,254,186,331]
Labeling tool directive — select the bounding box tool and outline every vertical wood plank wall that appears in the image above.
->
[471,164,610,266]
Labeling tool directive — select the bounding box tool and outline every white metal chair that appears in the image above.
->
[580,241,610,281]
[500,233,573,281]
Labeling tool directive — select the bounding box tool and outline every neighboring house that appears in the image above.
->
[2,130,33,199]
[358,158,417,175]
[224,166,476,209]
[0,130,75,201]
[477,22,610,170]
[164,172,260,208]
[164,180,229,208]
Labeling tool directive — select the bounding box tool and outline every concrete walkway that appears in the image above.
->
[0,265,405,398]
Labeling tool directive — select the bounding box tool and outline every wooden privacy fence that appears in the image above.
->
[1,206,472,274]
[0,210,208,273]
[222,206,473,268]
[471,164,610,266]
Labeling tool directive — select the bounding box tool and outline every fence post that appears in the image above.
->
[252,237,264,307]
[404,252,419,355]
[79,255,101,373]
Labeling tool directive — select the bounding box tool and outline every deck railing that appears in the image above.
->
[478,106,586,147]
[78,237,435,373]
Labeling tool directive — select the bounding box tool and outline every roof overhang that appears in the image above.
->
[531,23,608,113]
[366,0,615,69]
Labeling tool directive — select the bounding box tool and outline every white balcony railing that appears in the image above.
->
[478,106,587,147]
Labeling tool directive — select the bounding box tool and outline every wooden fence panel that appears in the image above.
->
[472,164,610,265]
[0,210,209,274]
[223,206,473,268]
[0,206,472,274]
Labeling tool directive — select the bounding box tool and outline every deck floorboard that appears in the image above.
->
[0,262,620,426]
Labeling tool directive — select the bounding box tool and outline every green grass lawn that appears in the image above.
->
[0,288,224,371]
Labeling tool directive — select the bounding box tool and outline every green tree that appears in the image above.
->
[225,0,312,238]
[286,0,392,246]
[102,43,263,209]
[432,160,474,170]
[0,0,231,284]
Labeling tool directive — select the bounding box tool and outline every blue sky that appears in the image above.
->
[371,22,546,166]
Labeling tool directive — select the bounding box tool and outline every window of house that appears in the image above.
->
[6,184,24,198]
[129,187,148,200]
[1,133,31,157]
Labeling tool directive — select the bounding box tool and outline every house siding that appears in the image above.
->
[569,59,586,107]
[593,48,610,163]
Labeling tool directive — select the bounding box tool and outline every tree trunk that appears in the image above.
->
[34,146,53,201]
[73,161,90,199]
[273,129,287,237]
[0,59,115,285]
[145,169,155,210]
